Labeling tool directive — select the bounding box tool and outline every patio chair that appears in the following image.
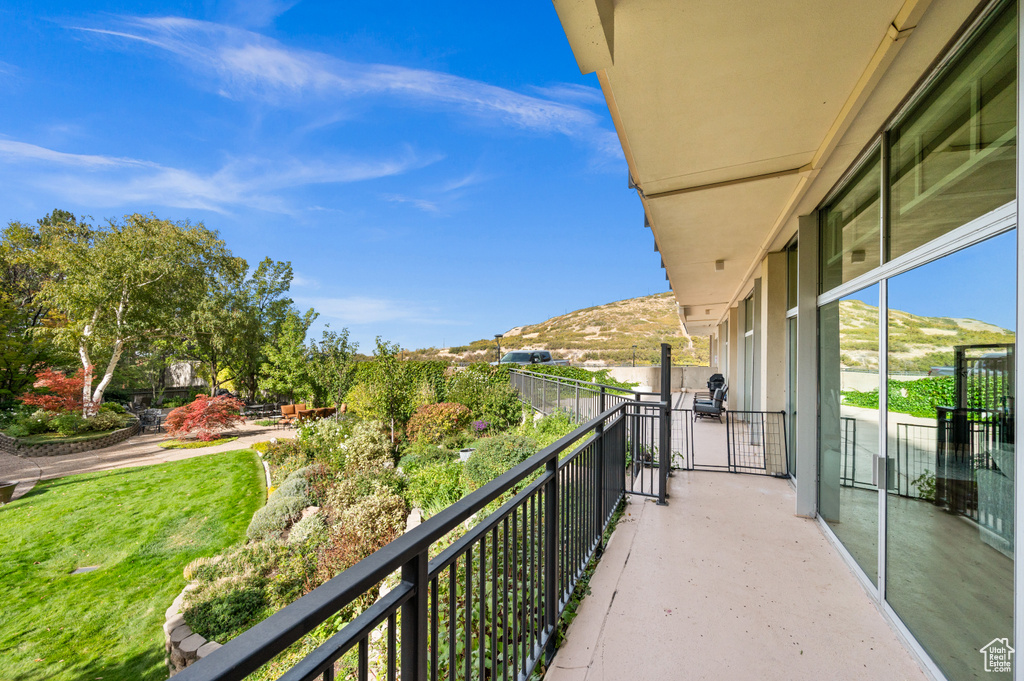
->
[693,373,725,402]
[280,403,305,427]
[139,409,163,433]
[693,387,727,422]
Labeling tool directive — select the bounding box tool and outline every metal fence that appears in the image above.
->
[935,407,1011,521]
[666,408,787,476]
[892,423,936,498]
[508,370,649,422]
[724,411,789,476]
[177,402,637,681]
[623,400,664,498]
[510,370,790,479]
[838,417,871,489]
[509,370,667,499]
[669,408,694,470]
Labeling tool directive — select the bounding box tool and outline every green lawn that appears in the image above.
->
[14,429,120,445]
[158,436,239,449]
[0,449,265,681]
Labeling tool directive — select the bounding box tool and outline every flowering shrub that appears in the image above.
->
[445,367,524,430]
[313,492,407,585]
[463,433,538,491]
[296,415,356,469]
[405,402,471,444]
[164,394,246,441]
[344,421,396,471]
[20,367,89,414]
[472,420,489,432]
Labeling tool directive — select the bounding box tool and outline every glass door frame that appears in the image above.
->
[808,3,1022,677]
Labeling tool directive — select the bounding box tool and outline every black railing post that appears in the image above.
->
[543,454,558,663]
[594,411,606,553]
[658,343,671,505]
[400,550,428,681]
[725,411,733,472]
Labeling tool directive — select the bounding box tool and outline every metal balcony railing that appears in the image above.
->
[508,369,656,422]
[509,369,669,500]
[177,400,651,681]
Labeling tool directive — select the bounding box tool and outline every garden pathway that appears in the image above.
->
[0,422,291,501]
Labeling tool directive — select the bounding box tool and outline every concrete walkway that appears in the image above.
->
[546,472,926,681]
[0,422,291,501]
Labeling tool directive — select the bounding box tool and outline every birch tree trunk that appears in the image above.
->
[78,308,101,417]
[87,291,129,414]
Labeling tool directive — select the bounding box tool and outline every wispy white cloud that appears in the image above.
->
[379,168,492,216]
[296,295,466,326]
[381,193,440,214]
[441,170,488,193]
[0,138,433,213]
[291,272,320,289]
[69,16,616,146]
[529,83,605,106]
[0,139,154,168]
[222,0,301,29]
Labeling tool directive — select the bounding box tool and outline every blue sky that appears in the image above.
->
[0,0,669,352]
[845,231,1017,331]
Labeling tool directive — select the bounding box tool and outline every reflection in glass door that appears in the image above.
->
[885,232,1016,681]
[787,315,797,477]
[819,284,881,584]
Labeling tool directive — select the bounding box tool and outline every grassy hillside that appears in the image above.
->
[837,299,1014,372]
[410,292,710,366]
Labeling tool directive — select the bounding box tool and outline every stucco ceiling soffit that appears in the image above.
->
[708,0,931,327]
[552,0,615,74]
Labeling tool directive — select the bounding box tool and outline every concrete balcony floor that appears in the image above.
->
[546,472,926,681]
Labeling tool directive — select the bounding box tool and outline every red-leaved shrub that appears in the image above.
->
[21,367,89,413]
[405,402,472,444]
[164,394,246,441]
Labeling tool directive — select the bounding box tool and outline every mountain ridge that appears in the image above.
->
[410,292,711,366]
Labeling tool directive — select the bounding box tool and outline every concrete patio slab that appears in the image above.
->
[546,472,927,681]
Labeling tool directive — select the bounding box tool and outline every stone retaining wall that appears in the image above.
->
[163,506,427,675]
[0,422,140,458]
[165,584,221,675]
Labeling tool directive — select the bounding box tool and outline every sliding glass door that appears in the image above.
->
[814,3,1018,678]
[884,232,1016,681]
[819,284,882,584]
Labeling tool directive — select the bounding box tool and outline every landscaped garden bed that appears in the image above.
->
[0,368,141,456]
[166,353,591,679]
[0,449,265,681]
[13,429,121,445]
[0,422,140,457]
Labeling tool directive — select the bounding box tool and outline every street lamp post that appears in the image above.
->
[495,334,503,363]
[632,345,637,367]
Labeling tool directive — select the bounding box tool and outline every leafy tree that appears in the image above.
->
[0,216,68,405]
[36,213,232,414]
[176,258,248,397]
[20,367,86,413]
[164,394,246,441]
[364,338,419,440]
[237,259,294,399]
[259,308,317,404]
[308,326,358,408]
